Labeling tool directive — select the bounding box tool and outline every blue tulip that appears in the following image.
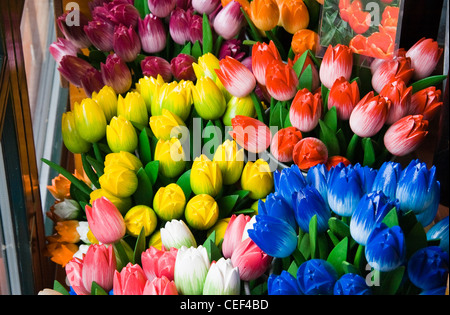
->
[248,215,298,258]
[371,161,402,202]
[292,186,331,234]
[365,223,406,272]
[268,270,302,295]
[353,163,378,194]
[350,191,397,246]
[415,180,440,227]
[274,164,307,208]
[259,192,297,230]
[306,163,329,205]
[395,159,440,215]
[327,164,364,217]
[420,286,447,295]
[333,273,372,295]
[426,216,449,254]
[407,246,449,291]
[296,259,338,295]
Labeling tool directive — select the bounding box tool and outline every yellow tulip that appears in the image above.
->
[157,80,193,121]
[106,116,138,153]
[192,53,220,81]
[241,159,274,199]
[153,183,186,221]
[103,151,143,173]
[222,95,256,126]
[136,75,164,115]
[91,85,117,122]
[73,98,107,143]
[61,111,91,154]
[117,91,148,127]
[207,217,231,246]
[213,139,244,185]
[185,194,219,230]
[89,188,132,215]
[99,165,139,198]
[149,109,186,142]
[148,230,162,250]
[190,154,223,197]
[154,138,186,178]
[192,76,227,120]
[124,205,158,237]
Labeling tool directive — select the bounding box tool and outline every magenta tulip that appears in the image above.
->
[141,56,173,82]
[213,1,245,40]
[171,54,197,81]
[49,37,79,65]
[148,0,177,18]
[80,67,105,98]
[138,14,167,54]
[101,54,133,94]
[192,0,220,15]
[84,19,114,52]
[169,8,193,45]
[58,55,95,87]
[107,2,140,27]
[113,24,141,62]
[57,10,91,49]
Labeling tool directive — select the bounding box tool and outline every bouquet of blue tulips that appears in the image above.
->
[247,159,449,295]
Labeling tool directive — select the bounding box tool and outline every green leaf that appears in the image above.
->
[298,64,313,92]
[240,7,262,42]
[179,42,192,55]
[91,281,108,295]
[382,207,399,228]
[323,106,338,133]
[362,137,376,167]
[309,215,318,259]
[378,267,405,295]
[176,169,192,200]
[144,160,159,186]
[291,248,306,267]
[192,40,202,59]
[321,84,330,114]
[411,75,447,93]
[81,153,100,189]
[202,13,213,55]
[293,50,308,78]
[250,91,265,124]
[53,280,69,295]
[139,128,152,166]
[342,261,360,275]
[287,260,299,278]
[318,234,329,260]
[327,237,348,276]
[113,239,133,270]
[203,231,222,262]
[134,0,149,18]
[299,233,311,259]
[217,194,239,218]
[269,101,288,130]
[133,168,153,206]
[346,133,360,163]
[133,227,147,265]
[86,155,104,177]
[328,217,351,240]
[405,221,428,258]
[318,120,340,156]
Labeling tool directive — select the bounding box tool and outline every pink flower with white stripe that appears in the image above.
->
[384,115,428,156]
[319,44,353,89]
[406,37,443,80]
[215,56,256,98]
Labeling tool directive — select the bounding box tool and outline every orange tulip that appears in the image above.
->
[326,156,351,170]
[349,34,368,55]
[381,6,399,28]
[230,115,272,153]
[249,0,280,32]
[289,88,322,132]
[291,29,320,56]
[292,137,328,171]
[221,0,250,12]
[47,174,71,201]
[379,77,412,125]
[338,0,352,22]
[251,41,282,86]
[384,115,428,156]
[270,126,303,162]
[265,59,298,101]
[366,31,395,60]
[348,7,371,34]
[327,76,360,120]
[319,44,353,89]
[54,220,81,243]
[45,241,79,267]
[409,87,443,121]
[279,0,310,34]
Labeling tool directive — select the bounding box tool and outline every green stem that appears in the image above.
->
[250,91,265,124]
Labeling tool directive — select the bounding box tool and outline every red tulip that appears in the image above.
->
[230,238,272,281]
[142,276,178,295]
[319,44,353,89]
[348,5,371,34]
[265,60,299,101]
[113,263,148,295]
[379,77,412,125]
[371,55,414,94]
[215,56,256,98]
[384,115,428,156]
[326,156,351,170]
[251,41,282,86]
[406,37,444,80]
[409,87,443,121]
[230,115,272,153]
[289,88,322,132]
[270,126,303,162]
[292,137,328,171]
[349,91,391,138]
[327,76,360,120]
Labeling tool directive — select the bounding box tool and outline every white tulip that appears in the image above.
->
[160,219,197,249]
[174,245,210,295]
[203,257,240,295]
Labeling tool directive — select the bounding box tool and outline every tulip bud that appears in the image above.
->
[279,0,310,34]
[104,151,143,173]
[161,219,197,249]
[292,137,328,171]
[141,247,178,282]
[57,11,91,48]
[192,0,221,15]
[113,263,147,295]
[171,54,197,82]
[80,68,104,99]
[219,39,246,61]
[117,92,148,127]
[106,116,138,153]
[157,80,193,121]
[268,270,302,295]
[61,111,91,154]
[215,56,256,98]
[81,244,116,294]
[153,183,186,221]
[150,109,186,142]
[241,159,274,200]
[124,205,158,237]
[222,95,256,126]
[143,276,179,295]
[90,188,132,215]
[334,273,372,295]
[91,85,118,122]
[49,37,79,65]
[185,194,219,230]
[265,60,298,101]
[99,165,139,198]
[231,238,272,281]
[101,54,133,94]
[409,87,443,121]
[327,77,360,121]
[73,98,107,143]
[192,76,227,120]
[222,214,252,258]
[251,41,282,86]
[169,8,192,45]
[270,127,303,163]
[113,24,141,63]
[174,245,210,295]
[154,138,187,178]
[107,2,141,27]
[213,1,245,40]
[371,55,414,94]
[58,55,95,87]
[213,139,245,185]
[190,154,223,197]
[291,29,320,56]
[137,75,164,115]
[319,44,353,89]
[383,115,428,157]
[138,14,167,54]
[141,56,173,82]
[406,37,443,80]
[85,197,126,244]
[249,0,279,32]
[380,78,412,125]
[65,258,90,295]
[189,14,203,45]
[230,115,272,154]
[297,259,338,295]
[203,257,240,295]
[84,19,114,52]
[293,186,331,234]
[53,199,82,221]
[290,88,322,132]
[148,0,177,18]
[193,52,221,81]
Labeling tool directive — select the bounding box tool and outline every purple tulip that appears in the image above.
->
[80,68,105,98]
[113,24,141,62]
[141,56,173,82]
[171,54,197,81]
[84,19,114,52]
[138,14,167,54]
[57,10,91,49]
[107,2,140,27]
[176,0,193,10]
[58,55,95,87]
[49,37,79,65]
[218,39,245,61]
[169,8,193,45]
[192,0,220,15]
[189,14,203,44]
[213,1,245,40]
[148,0,177,18]
[101,54,132,94]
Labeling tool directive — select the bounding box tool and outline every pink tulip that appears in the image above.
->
[289,88,322,132]
[409,87,443,121]
[406,37,443,80]
[169,8,193,45]
[142,276,179,295]
[113,24,141,63]
[384,115,428,156]
[222,214,252,258]
[138,14,167,54]
[148,0,177,18]
[57,11,91,48]
[81,244,116,294]
[101,54,133,94]
[371,55,414,94]
[379,77,412,125]
[49,38,79,65]
[84,19,114,52]
[215,56,256,98]
[349,91,391,138]
[319,44,353,89]
[213,1,245,40]
[189,14,203,44]
[65,257,90,295]
[107,2,141,27]
[141,246,178,282]
[58,55,96,87]
[141,56,173,82]
[85,197,126,244]
[171,54,197,81]
[192,0,221,15]
[113,263,148,295]
[219,39,246,61]
[230,238,272,281]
